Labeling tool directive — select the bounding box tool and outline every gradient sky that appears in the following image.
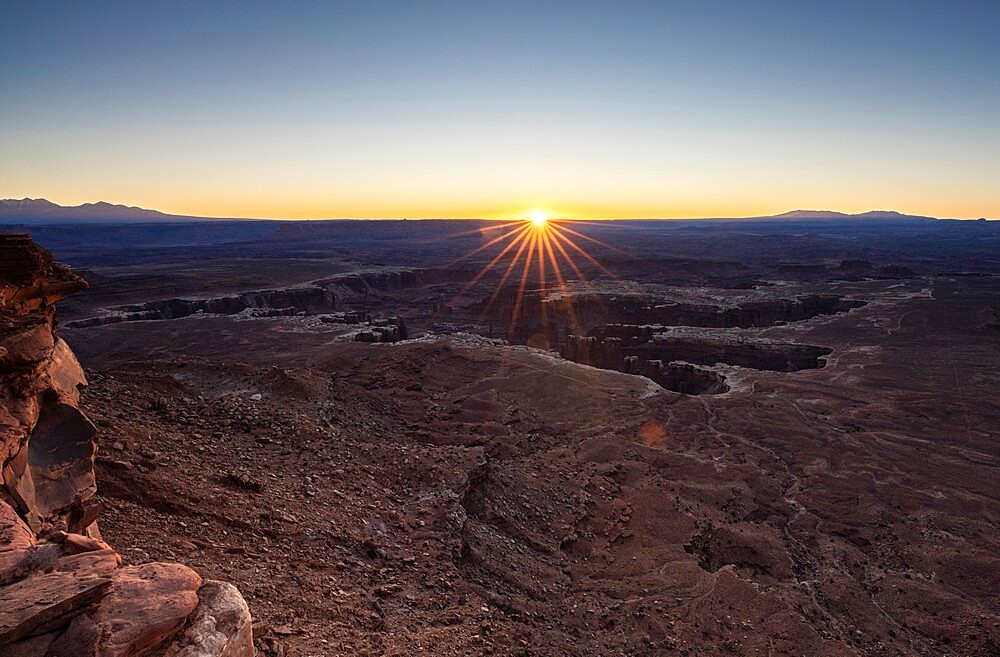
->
[2,1,998,219]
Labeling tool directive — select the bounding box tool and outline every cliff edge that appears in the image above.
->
[0,233,253,656]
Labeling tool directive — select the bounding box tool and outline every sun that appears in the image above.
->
[445,209,619,338]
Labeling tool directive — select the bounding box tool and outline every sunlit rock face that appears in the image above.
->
[0,234,251,657]
[0,233,93,535]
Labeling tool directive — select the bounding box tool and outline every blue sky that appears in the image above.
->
[2,1,998,218]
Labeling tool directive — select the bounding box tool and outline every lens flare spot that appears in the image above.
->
[639,420,667,447]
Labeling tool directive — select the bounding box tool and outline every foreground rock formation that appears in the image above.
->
[0,234,252,657]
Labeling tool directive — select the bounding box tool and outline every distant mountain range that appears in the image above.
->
[0,198,211,223]
[0,198,957,224]
[762,209,937,221]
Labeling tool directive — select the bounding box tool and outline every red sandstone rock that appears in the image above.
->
[5,633,55,657]
[0,236,251,657]
[0,517,120,585]
[0,500,33,551]
[0,543,63,586]
[1,234,94,534]
[56,549,122,579]
[0,234,87,312]
[47,613,101,657]
[0,570,111,646]
[165,580,254,657]
[92,563,202,657]
[60,531,115,555]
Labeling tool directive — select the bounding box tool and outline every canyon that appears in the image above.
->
[0,215,997,656]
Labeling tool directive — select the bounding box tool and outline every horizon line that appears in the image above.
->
[1,197,997,222]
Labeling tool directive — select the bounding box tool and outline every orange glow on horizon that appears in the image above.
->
[0,192,1000,222]
[5,193,995,221]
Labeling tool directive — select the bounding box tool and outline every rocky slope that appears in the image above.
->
[80,317,1000,656]
[0,234,252,657]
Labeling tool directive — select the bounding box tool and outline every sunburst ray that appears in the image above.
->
[539,226,580,333]
[548,228,617,278]
[555,223,629,257]
[442,215,618,331]
[452,224,532,300]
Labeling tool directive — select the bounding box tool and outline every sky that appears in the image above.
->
[1,1,998,219]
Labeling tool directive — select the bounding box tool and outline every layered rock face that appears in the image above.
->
[586,324,833,371]
[560,333,730,395]
[561,323,834,394]
[0,234,251,656]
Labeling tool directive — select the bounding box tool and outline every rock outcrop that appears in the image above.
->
[0,234,252,656]
[560,323,834,393]
[582,324,833,371]
[559,332,730,395]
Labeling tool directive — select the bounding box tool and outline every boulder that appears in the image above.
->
[165,580,255,657]
[92,563,202,657]
[47,613,101,657]
[0,570,111,646]
[60,532,115,555]
[5,633,56,657]
[0,500,33,551]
